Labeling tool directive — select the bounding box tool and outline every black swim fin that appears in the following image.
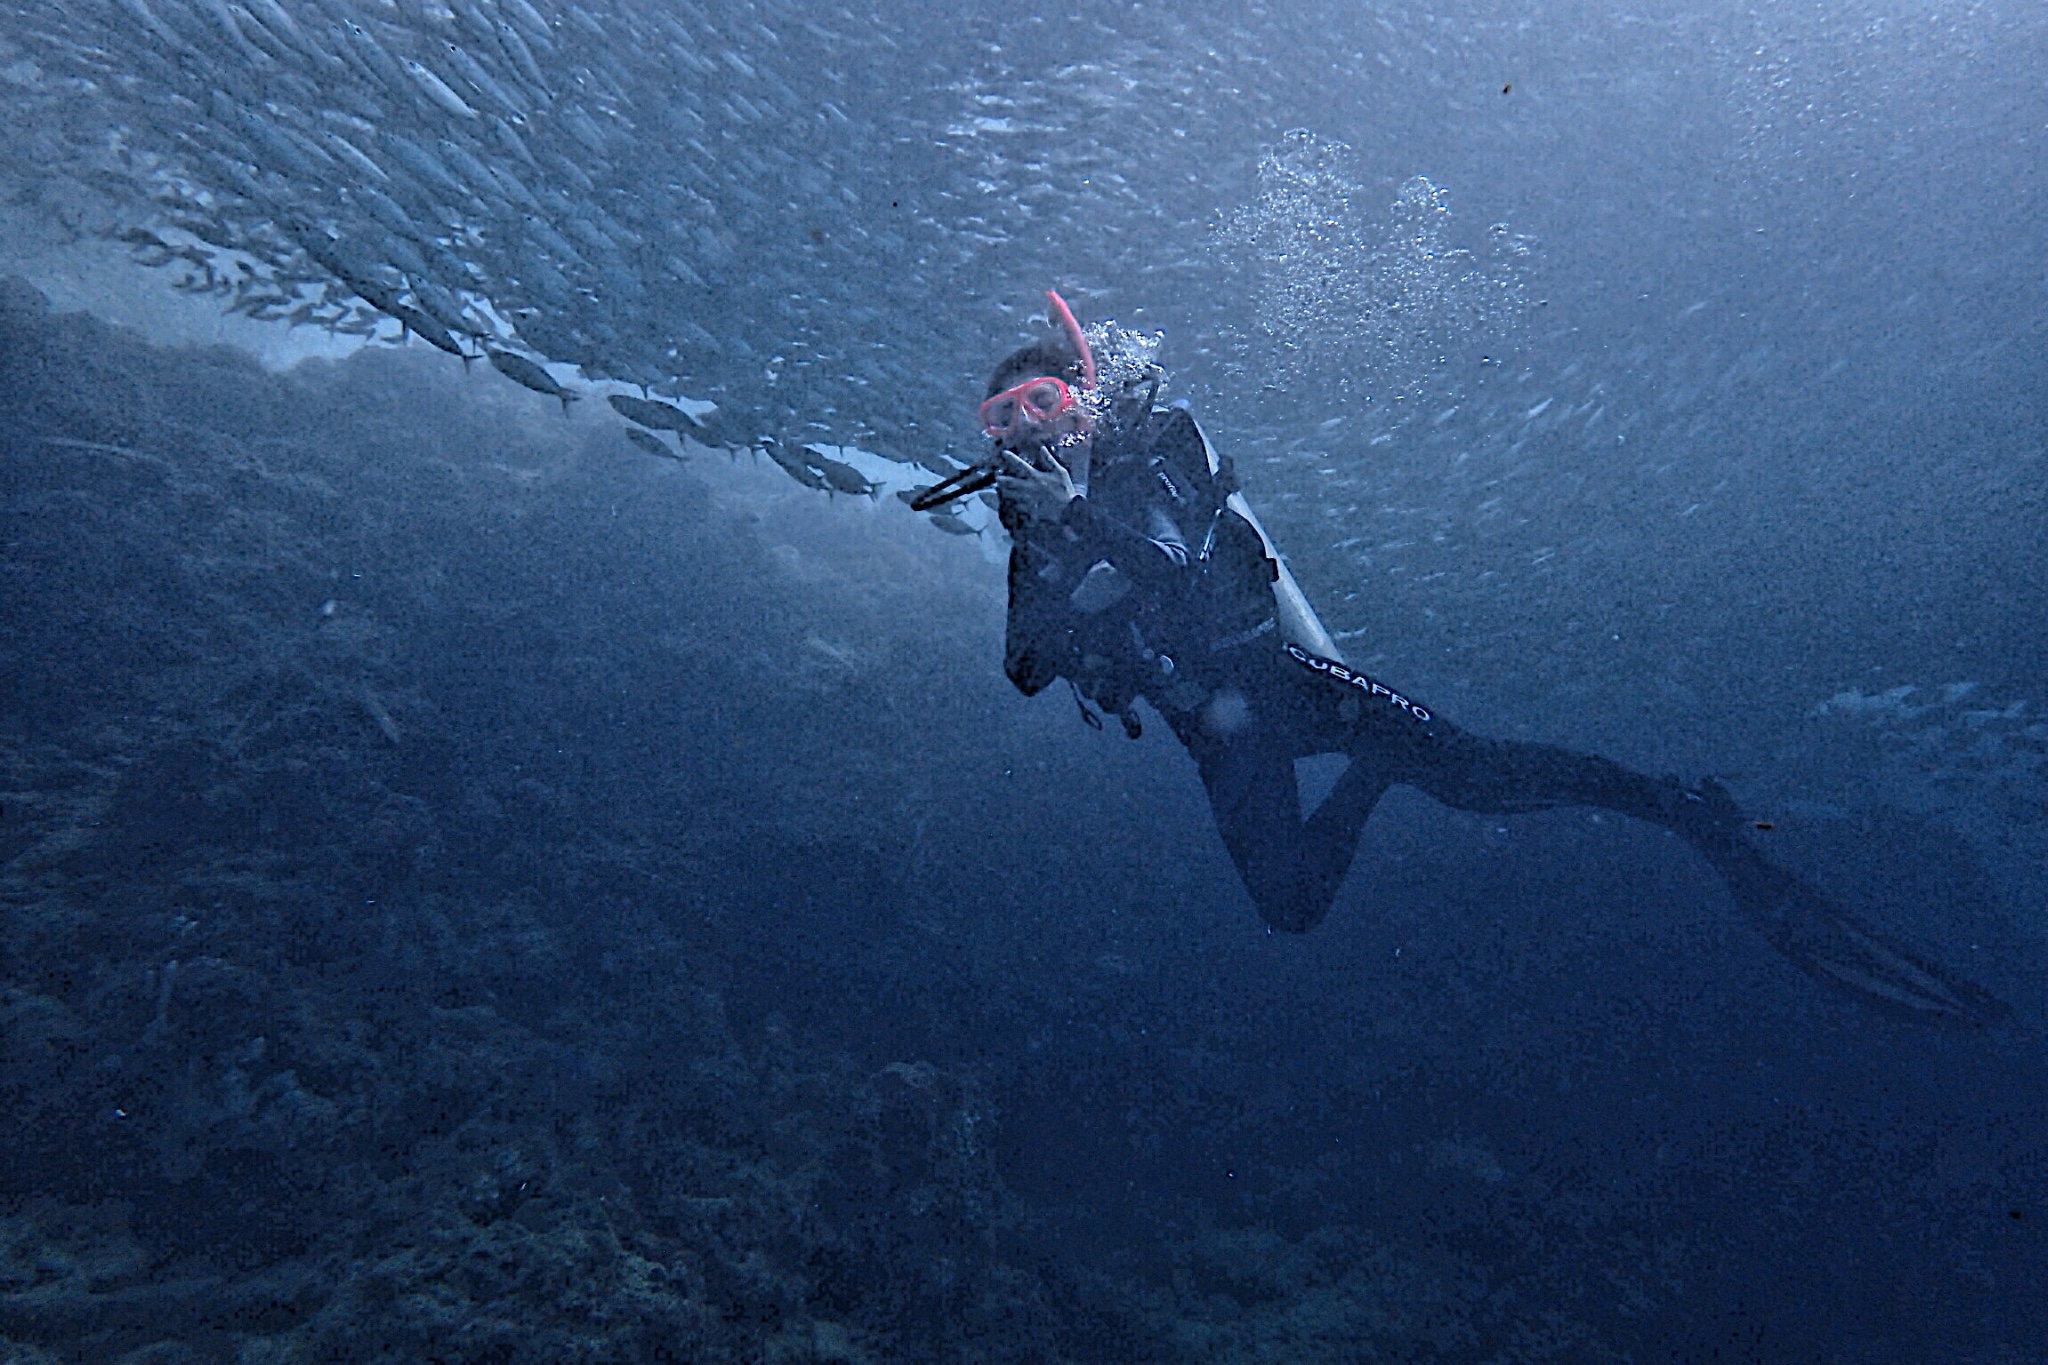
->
[1706,841,2010,1029]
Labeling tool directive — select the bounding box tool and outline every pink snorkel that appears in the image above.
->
[1046,288,1096,392]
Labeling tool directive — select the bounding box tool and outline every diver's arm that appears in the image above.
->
[1058,495,1190,586]
[998,446,1190,583]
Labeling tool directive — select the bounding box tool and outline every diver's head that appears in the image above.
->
[980,290,1098,456]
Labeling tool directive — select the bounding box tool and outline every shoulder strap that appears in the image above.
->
[1137,407,1237,518]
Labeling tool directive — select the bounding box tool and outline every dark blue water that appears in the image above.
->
[2,1,2045,1359]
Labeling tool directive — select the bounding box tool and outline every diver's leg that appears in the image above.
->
[1299,751,1396,892]
[1183,719,1390,934]
[1251,649,1716,835]
[1379,718,1706,830]
[1350,704,2008,1025]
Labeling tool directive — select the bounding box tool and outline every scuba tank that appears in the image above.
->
[1138,401,1347,665]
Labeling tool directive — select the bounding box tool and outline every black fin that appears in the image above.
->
[1710,843,2010,1028]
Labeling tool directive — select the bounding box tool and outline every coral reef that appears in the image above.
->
[0,281,1078,1362]
[3,280,2041,1362]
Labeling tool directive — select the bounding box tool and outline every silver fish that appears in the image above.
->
[391,301,469,360]
[323,131,389,183]
[488,348,578,412]
[809,453,881,500]
[623,426,680,459]
[926,510,981,537]
[608,394,702,432]
[761,439,831,492]
[406,59,479,120]
[440,43,523,118]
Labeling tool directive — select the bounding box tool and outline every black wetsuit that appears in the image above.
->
[999,405,2005,1026]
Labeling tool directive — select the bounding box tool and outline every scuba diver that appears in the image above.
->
[921,289,2007,1029]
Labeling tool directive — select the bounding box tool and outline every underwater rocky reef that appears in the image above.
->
[3,281,2044,1361]
[0,278,1064,1362]
[0,279,1492,1363]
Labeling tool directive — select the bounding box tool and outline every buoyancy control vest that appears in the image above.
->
[1004,404,1339,730]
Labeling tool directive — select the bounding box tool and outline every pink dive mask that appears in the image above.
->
[974,289,1098,441]
[979,374,1078,438]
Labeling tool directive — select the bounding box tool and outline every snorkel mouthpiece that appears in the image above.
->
[1047,289,1096,391]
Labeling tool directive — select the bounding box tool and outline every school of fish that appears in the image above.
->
[0,0,1285,533]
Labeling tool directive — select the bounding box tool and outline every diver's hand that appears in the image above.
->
[997,450,1080,527]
